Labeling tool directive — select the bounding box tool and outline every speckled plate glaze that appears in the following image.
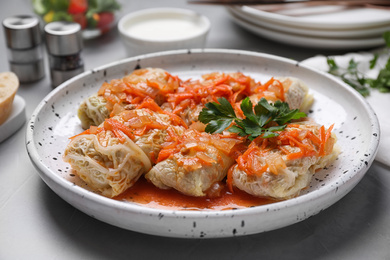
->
[26,49,380,238]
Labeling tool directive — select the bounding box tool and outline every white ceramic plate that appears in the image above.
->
[228,6,390,39]
[228,11,385,50]
[238,5,390,30]
[26,49,379,238]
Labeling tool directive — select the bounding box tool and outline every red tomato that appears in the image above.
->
[71,13,87,29]
[68,0,88,14]
[97,12,114,33]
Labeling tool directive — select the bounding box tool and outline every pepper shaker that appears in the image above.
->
[2,15,45,83]
[44,21,84,88]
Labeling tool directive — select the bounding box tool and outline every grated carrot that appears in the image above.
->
[103,118,135,143]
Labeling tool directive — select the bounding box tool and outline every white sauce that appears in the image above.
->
[126,18,204,41]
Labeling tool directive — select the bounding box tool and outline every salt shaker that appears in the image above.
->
[2,15,45,83]
[44,21,84,88]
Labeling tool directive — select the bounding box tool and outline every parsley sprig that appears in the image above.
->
[198,97,306,140]
[327,58,370,97]
[326,31,390,97]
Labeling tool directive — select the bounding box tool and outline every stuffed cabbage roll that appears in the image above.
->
[64,105,186,197]
[63,129,151,198]
[77,94,109,129]
[145,130,243,197]
[248,77,313,113]
[229,122,339,200]
[161,72,260,126]
[78,67,181,129]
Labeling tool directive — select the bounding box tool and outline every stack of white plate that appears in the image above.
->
[227,5,390,50]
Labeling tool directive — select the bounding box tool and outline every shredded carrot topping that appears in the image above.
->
[69,126,104,140]
[165,72,259,122]
[254,78,285,102]
[137,97,188,128]
[96,68,181,116]
[156,130,243,165]
[103,118,135,143]
[236,124,335,177]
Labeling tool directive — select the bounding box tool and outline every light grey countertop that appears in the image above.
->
[1,1,389,259]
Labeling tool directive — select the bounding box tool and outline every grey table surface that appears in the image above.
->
[1,1,389,259]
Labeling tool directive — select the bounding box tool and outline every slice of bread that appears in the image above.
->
[0,72,19,125]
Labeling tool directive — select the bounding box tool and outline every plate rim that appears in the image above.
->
[25,48,380,237]
[237,5,390,30]
[228,9,385,50]
[228,6,389,39]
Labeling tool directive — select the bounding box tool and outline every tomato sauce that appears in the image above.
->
[114,177,276,211]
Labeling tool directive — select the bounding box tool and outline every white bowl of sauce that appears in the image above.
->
[118,8,210,56]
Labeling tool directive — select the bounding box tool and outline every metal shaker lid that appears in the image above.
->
[2,15,41,49]
[44,21,83,56]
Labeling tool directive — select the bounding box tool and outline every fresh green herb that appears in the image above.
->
[368,58,390,93]
[198,97,307,140]
[326,31,390,96]
[383,31,390,46]
[367,32,390,93]
[326,57,370,97]
[370,54,379,69]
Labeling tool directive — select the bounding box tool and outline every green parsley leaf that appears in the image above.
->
[327,30,390,97]
[228,124,247,137]
[198,97,307,140]
[370,54,379,69]
[273,100,307,125]
[383,31,390,47]
[326,58,338,75]
[326,57,371,97]
[204,118,233,134]
[263,125,286,138]
[369,58,390,93]
[198,98,237,134]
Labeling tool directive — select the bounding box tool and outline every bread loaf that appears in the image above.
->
[0,72,19,125]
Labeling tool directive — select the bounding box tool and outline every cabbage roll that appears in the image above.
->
[64,107,186,197]
[248,77,313,113]
[63,130,151,197]
[230,122,339,200]
[145,130,243,197]
[78,67,180,129]
[77,94,109,129]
